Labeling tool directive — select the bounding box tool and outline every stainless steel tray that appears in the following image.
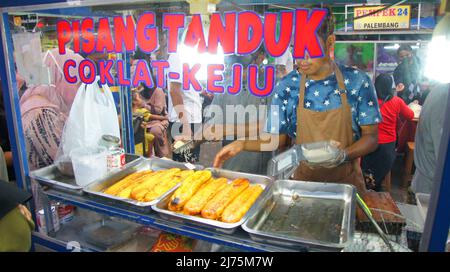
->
[152,168,274,234]
[29,154,142,195]
[83,157,204,213]
[242,180,356,251]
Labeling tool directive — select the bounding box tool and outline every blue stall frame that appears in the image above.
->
[0,0,449,252]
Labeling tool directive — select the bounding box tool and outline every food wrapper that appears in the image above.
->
[150,233,197,252]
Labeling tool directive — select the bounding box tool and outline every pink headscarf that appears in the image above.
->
[16,73,25,90]
[20,48,84,116]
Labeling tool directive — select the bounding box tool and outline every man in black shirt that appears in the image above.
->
[393,44,423,104]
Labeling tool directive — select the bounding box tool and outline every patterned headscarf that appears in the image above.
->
[20,48,84,115]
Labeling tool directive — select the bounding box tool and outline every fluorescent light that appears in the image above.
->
[424,36,450,83]
[424,13,450,83]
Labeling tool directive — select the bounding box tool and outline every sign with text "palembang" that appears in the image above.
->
[354,5,411,31]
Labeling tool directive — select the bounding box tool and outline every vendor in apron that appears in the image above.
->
[213,7,381,194]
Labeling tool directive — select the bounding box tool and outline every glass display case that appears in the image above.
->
[0,0,449,252]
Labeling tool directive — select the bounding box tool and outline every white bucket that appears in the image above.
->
[70,146,107,187]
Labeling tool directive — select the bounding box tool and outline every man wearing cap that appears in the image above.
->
[0,180,34,251]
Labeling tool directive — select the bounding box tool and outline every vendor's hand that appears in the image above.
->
[304,147,347,169]
[141,122,148,129]
[213,141,244,168]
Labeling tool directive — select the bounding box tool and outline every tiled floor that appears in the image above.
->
[389,154,410,203]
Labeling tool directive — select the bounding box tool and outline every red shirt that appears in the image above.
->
[378,96,414,144]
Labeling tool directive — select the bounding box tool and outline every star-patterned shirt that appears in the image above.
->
[265,65,382,140]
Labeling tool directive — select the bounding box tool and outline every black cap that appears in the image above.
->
[0,179,32,219]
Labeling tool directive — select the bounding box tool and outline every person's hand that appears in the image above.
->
[396,83,405,92]
[213,141,245,168]
[201,90,214,101]
[18,204,32,223]
[303,141,347,169]
[141,122,148,129]
[304,151,347,169]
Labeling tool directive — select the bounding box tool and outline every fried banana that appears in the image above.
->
[104,170,153,196]
[201,178,250,220]
[131,168,181,201]
[116,178,148,199]
[221,185,264,223]
[143,170,195,202]
[179,169,195,180]
[183,178,228,215]
[168,170,212,211]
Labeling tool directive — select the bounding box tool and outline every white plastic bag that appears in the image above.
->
[55,76,120,175]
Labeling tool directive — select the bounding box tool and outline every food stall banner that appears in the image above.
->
[56,9,328,98]
[354,5,411,31]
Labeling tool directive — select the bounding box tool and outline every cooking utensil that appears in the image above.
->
[356,193,395,252]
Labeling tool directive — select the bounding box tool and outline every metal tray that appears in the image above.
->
[29,154,142,195]
[83,157,204,213]
[152,168,274,234]
[242,180,356,251]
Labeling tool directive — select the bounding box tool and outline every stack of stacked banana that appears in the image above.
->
[103,168,194,202]
[167,170,264,223]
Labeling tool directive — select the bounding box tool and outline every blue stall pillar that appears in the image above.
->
[420,84,450,252]
[0,13,31,191]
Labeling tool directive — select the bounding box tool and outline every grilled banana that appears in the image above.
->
[201,178,250,220]
[104,170,153,196]
[143,170,195,202]
[183,178,228,215]
[168,170,212,211]
[131,168,181,201]
[221,185,264,223]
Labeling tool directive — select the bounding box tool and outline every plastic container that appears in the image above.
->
[70,146,107,187]
[267,145,302,179]
[301,141,340,163]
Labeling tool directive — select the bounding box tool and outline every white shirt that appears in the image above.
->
[274,49,294,74]
[167,52,203,123]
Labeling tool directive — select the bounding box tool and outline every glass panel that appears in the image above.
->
[335,42,375,78]
[2,1,448,252]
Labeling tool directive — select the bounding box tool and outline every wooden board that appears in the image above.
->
[356,192,406,235]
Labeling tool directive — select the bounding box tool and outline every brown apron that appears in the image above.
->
[293,63,367,194]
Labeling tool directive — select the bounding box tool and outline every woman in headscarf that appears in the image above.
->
[19,48,84,170]
[140,82,170,158]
